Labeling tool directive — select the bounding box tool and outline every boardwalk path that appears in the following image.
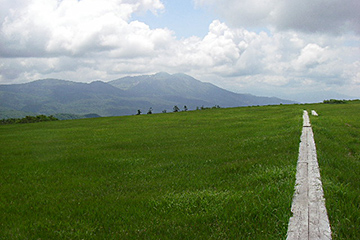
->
[286,110,332,240]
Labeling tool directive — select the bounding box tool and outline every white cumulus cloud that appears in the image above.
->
[0,0,359,102]
[195,0,360,35]
[0,0,167,57]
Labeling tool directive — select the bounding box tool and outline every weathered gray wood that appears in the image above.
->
[287,111,331,240]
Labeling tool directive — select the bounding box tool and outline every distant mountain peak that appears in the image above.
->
[90,80,109,86]
[153,72,172,78]
[153,72,193,79]
[29,78,73,86]
[0,72,295,119]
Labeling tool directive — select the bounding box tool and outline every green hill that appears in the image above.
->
[0,78,150,118]
[0,102,359,239]
[0,73,295,119]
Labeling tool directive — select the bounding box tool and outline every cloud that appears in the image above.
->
[0,0,359,101]
[0,0,167,57]
[292,43,329,70]
[195,0,360,35]
[173,21,360,98]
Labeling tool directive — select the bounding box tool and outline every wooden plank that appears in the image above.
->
[286,111,331,240]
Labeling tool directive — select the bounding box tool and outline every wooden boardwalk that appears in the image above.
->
[286,110,332,240]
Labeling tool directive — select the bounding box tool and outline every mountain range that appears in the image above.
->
[0,72,295,119]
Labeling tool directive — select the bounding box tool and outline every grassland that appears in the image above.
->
[309,102,360,239]
[0,102,359,239]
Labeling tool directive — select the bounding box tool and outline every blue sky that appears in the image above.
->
[134,0,216,38]
[0,0,359,102]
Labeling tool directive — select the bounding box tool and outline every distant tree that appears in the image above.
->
[323,99,347,104]
[19,116,36,123]
[48,115,58,121]
[200,105,212,110]
[184,105,188,111]
[136,109,142,115]
[162,110,167,113]
[173,105,180,112]
[147,107,153,114]
[1,118,16,124]
[1,115,58,125]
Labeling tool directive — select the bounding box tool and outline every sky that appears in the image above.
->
[0,0,359,102]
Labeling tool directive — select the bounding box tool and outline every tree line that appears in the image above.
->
[136,105,221,115]
[323,99,347,104]
[1,115,59,125]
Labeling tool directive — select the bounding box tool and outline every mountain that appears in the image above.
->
[0,79,151,118]
[109,72,294,107]
[0,73,294,118]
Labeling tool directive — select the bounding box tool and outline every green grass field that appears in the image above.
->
[310,102,360,239]
[0,102,359,239]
